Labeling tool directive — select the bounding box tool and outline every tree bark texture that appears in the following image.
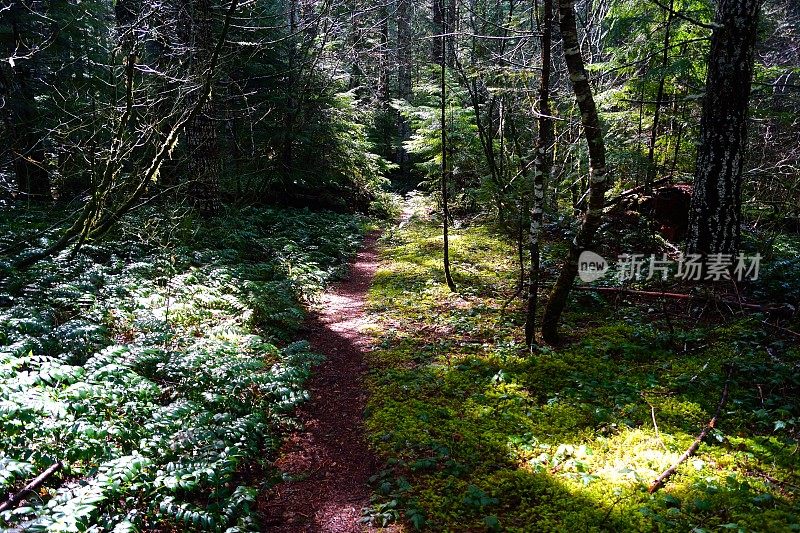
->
[686,0,760,256]
[525,0,555,347]
[541,0,611,344]
[182,0,221,215]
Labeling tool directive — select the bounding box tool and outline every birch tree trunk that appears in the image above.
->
[541,0,611,344]
[686,0,761,256]
[525,0,554,347]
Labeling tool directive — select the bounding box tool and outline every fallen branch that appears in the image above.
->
[745,469,800,492]
[761,319,800,340]
[641,392,668,451]
[574,286,772,311]
[648,366,734,493]
[0,461,63,513]
[576,286,694,300]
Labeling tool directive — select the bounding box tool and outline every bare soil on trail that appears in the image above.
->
[261,231,382,532]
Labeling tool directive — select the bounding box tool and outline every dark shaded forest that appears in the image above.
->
[0,0,798,530]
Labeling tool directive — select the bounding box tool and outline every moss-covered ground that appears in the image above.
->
[364,201,800,532]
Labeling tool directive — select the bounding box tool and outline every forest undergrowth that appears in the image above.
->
[364,198,800,532]
[0,205,365,531]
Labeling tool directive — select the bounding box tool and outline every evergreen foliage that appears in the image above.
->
[0,206,364,531]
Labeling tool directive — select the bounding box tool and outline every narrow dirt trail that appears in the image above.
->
[262,231,382,532]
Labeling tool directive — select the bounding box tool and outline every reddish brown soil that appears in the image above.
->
[261,231,381,532]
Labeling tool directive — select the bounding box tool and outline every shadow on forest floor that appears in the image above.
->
[361,204,800,531]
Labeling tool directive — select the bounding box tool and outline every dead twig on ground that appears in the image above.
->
[648,366,734,493]
[761,319,800,340]
[0,461,63,513]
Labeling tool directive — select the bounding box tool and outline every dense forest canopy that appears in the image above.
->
[1,0,799,220]
[0,0,798,530]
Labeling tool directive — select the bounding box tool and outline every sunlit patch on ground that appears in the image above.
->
[363,198,800,531]
[0,206,366,530]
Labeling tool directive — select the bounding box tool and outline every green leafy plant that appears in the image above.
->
[0,205,363,531]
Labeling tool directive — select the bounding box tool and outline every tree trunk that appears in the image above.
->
[525,0,554,347]
[378,2,390,106]
[541,0,611,344]
[347,2,363,91]
[432,0,444,63]
[440,6,456,291]
[446,0,456,67]
[397,0,412,103]
[183,0,221,215]
[645,0,674,191]
[397,0,413,175]
[2,0,50,199]
[686,0,761,256]
[432,0,457,66]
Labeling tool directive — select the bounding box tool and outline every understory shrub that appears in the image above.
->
[0,205,364,531]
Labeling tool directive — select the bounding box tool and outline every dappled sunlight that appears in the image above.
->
[0,207,364,530]
[364,210,800,531]
[0,0,794,527]
[264,230,380,531]
[319,292,359,309]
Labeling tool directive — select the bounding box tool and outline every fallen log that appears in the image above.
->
[575,286,695,301]
[0,461,63,513]
[648,366,733,493]
[761,319,800,340]
[573,286,789,313]
[604,177,673,207]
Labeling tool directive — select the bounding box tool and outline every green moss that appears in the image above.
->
[364,202,800,531]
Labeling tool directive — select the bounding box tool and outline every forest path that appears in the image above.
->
[261,227,384,532]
